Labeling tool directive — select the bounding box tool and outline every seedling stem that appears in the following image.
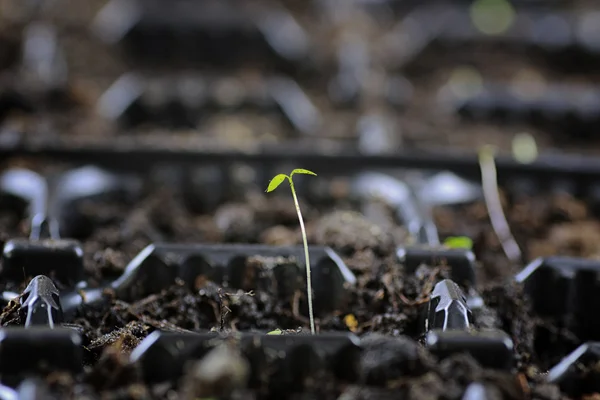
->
[479,146,522,263]
[266,168,317,334]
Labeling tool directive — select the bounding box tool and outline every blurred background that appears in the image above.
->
[1,0,599,155]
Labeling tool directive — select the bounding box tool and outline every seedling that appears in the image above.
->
[478,146,521,263]
[266,168,317,334]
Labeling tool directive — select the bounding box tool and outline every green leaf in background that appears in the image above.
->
[470,0,515,36]
[512,132,538,164]
[267,329,283,335]
[266,174,288,193]
[444,236,473,250]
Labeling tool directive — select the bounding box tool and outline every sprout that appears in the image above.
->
[479,146,522,263]
[266,168,317,334]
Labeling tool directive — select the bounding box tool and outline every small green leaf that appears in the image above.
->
[267,329,282,335]
[266,174,288,192]
[444,236,473,250]
[290,168,317,177]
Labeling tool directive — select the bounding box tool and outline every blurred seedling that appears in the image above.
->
[478,145,522,263]
[266,168,317,334]
[443,236,473,250]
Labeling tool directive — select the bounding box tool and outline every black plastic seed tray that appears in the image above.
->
[398,246,476,288]
[97,73,321,135]
[0,240,356,322]
[515,256,600,342]
[418,279,517,370]
[397,6,600,67]
[382,6,600,77]
[448,81,600,138]
[0,156,597,398]
[4,146,600,193]
[1,238,84,286]
[0,166,137,287]
[0,327,82,387]
[0,20,70,122]
[426,329,514,370]
[130,331,361,389]
[547,341,600,397]
[110,243,356,317]
[92,0,311,72]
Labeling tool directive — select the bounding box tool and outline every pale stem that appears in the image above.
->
[289,179,315,334]
[479,149,522,263]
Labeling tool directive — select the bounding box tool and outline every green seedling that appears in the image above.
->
[266,168,317,334]
[443,236,473,250]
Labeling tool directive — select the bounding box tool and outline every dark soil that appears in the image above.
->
[0,160,596,399]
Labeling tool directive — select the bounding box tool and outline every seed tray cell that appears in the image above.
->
[398,246,476,288]
[515,256,600,341]
[131,331,361,388]
[0,241,355,324]
[0,165,138,287]
[447,81,600,138]
[0,327,82,387]
[425,329,514,370]
[547,341,600,397]
[1,239,84,286]
[93,0,311,71]
[97,73,322,136]
[111,243,356,317]
[0,21,73,118]
[392,6,600,69]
